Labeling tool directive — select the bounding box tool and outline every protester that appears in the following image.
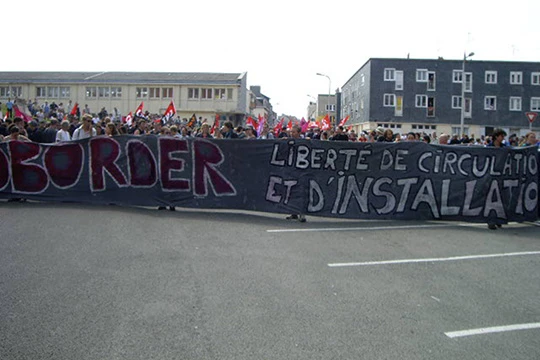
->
[72,114,97,140]
[486,128,507,230]
[285,125,306,223]
[330,126,349,141]
[56,120,72,142]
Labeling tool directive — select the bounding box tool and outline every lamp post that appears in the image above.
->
[307,95,317,120]
[316,73,331,125]
[460,52,474,137]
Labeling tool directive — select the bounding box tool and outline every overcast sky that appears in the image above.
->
[4,0,539,118]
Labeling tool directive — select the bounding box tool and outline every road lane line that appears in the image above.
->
[328,251,540,267]
[267,224,450,233]
[445,323,540,338]
[268,222,532,233]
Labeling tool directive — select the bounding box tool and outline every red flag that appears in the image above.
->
[135,102,144,117]
[321,114,331,130]
[287,119,292,130]
[124,112,133,126]
[211,114,220,135]
[70,102,79,116]
[14,105,33,123]
[338,115,350,127]
[246,116,256,128]
[162,101,176,122]
[273,117,284,136]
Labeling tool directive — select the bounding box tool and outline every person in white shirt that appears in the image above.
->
[72,114,97,140]
[56,120,72,142]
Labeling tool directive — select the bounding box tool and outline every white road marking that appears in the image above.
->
[267,222,532,233]
[430,296,441,302]
[445,323,540,338]
[328,251,540,267]
[267,224,450,233]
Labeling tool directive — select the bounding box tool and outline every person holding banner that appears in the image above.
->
[486,128,507,230]
[286,125,307,223]
[520,132,538,147]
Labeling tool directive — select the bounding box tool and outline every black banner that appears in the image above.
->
[0,137,538,223]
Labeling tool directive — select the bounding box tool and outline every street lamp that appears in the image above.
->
[460,52,474,137]
[316,73,332,125]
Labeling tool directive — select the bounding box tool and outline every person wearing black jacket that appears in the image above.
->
[331,126,349,141]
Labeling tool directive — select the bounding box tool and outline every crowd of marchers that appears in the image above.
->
[1,113,538,149]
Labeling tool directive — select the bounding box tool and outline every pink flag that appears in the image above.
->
[257,115,266,135]
[300,117,309,133]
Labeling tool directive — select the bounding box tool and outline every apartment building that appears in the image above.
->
[341,58,540,136]
[0,71,248,125]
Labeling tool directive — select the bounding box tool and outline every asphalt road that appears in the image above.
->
[0,202,539,360]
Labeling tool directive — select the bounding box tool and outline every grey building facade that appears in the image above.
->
[341,58,540,136]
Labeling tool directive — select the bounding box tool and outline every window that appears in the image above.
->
[416,69,428,82]
[98,87,110,98]
[531,97,540,111]
[214,88,226,100]
[0,87,8,97]
[484,96,497,110]
[9,86,22,97]
[464,98,472,118]
[86,87,97,98]
[59,87,70,98]
[360,74,365,86]
[452,96,462,109]
[188,88,199,99]
[427,97,435,117]
[415,95,427,108]
[395,70,403,90]
[227,88,233,100]
[453,70,463,83]
[201,88,213,99]
[464,72,473,92]
[509,97,522,111]
[36,87,46,98]
[532,72,540,85]
[485,71,497,84]
[427,72,436,90]
[325,104,336,111]
[136,87,148,98]
[384,68,395,81]
[110,87,122,98]
[149,87,160,99]
[510,72,522,85]
[383,94,395,107]
[47,86,59,98]
[162,87,173,98]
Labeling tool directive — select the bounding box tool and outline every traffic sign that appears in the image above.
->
[526,112,537,123]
